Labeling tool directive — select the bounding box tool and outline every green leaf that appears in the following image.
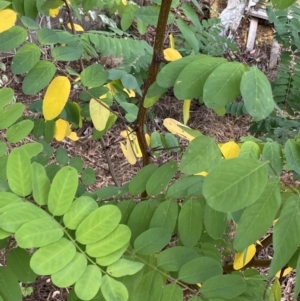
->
[203,158,268,212]
[146,161,177,196]
[121,74,139,90]
[135,5,174,25]
[6,119,34,143]
[285,139,300,174]
[262,142,283,176]
[127,200,157,243]
[179,257,223,284]
[86,224,131,257]
[63,196,98,230]
[201,275,246,299]
[132,270,163,301]
[181,3,202,30]
[272,0,295,9]
[174,57,226,100]
[11,43,41,74]
[0,103,24,130]
[117,199,136,225]
[51,46,82,61]
[121,4,137,31]
[234,178,281,251]
[24,0,38,19]
[15,217,63,248]
[20,16,40,30]
[134,227,171,255]
[204,62,246,109]
[69,156,84,173]
[81,167,96,186]
[204,204,227,239]
[128,164,158,195]
[238,141,261,159]
[157,246,199,271]
[6,248,37,283]
[267,278,281,301]
[107,259,144,277]
[176,18,199,52]
[0,191,22,208]
[55,147,69,165]
[101,275,128,301]
[149,199,178,233]
[240,66,274,121]
[7,148,32,197]
[0,267,22,301]
[178,199,203,246]
[166,176,202,198]
[48,166,78,216]
[156,54,204,88]
[51,253,87,288]
[0,202,48,232]
[30,237,76,275]
[180,136,222,174]
[22,60,56,95]
[96,243,129,267]
[0,88,13,109]
[37,28,60,45]
[81,64,108,88]
[0,26,27,51]
[0,1,11,9]
[75,265,102,300]
[20,142,43,158]
[76,205,121,244]
[269,195,300,276]
[160,283,183,301]
[294,254,300,299]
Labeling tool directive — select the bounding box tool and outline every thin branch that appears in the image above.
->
[135,0,173,167]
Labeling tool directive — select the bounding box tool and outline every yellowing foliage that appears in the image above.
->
[163,48,182,61]
[67,23,84,32]
[43,76,71,121]
[220,141,240,158]
[49,7,60,18]
[54,119,79,142]
[163,118,196,141]
[233,244,256,270]
[89,99,110,131]
[0,9,17,33]
[183,99,191,125]
[195,171,208,177]
[275,267,293,278]
[120,138,137,165]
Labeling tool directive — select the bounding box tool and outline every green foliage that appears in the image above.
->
[0,0,299,300]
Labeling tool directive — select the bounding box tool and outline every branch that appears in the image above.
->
[135,0,173,166]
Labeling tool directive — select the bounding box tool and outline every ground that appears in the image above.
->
[1,1,299,300]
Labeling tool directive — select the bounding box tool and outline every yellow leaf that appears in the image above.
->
[163,48,182,61]
[122,0,128,4]
[49,7,60,18]
[256,240,263,247]
[195,171,208,177]
[169,34,175,49]
[220,141,240,159]
[43,76,71,121]
[163,118,195,141]
[120,138,136,165]
[233,244,256,270]
[67,23,84,32]
[0,9,17,33]
[106,82,115,95]
[275,267,293,278]
[54,119,69,141]
[145,133,150,146]
[132,137,142,158]
[183,99,191,125]
[123,88,136,98]
[67,131,79,141]
[89,99,110,131]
